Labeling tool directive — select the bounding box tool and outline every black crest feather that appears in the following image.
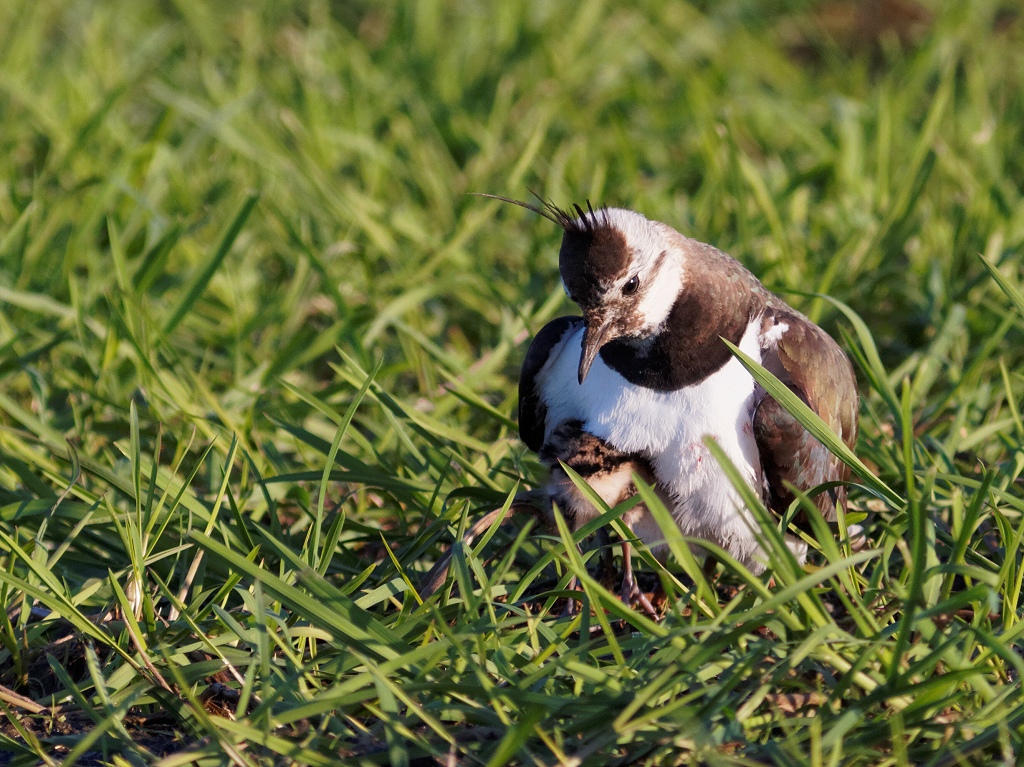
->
[472,191,610,233]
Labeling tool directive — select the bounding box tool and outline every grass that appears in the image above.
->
[2,0,1024,764]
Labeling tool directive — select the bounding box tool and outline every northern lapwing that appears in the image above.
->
[509,197,859,605]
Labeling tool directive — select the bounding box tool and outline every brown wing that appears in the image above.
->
[753,307,859,519]
[518,316,583,452]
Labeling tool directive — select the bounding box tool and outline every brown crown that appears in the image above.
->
[473,192,628,308]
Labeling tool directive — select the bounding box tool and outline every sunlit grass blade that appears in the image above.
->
[314,359,381,568]
[190,531,406,661]
[980,255,1024,318]
[725,338,902,506]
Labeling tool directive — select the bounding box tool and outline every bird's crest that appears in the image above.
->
[475,191,630,308]
[472,191,611,234]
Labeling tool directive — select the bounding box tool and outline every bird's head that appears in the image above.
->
[477,194,685,383]
[555,205,683,383]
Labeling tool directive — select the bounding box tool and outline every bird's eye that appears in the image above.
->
[622,275,640,296]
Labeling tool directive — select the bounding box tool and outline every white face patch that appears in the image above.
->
[572,208,687,333]
[634,256,683,332]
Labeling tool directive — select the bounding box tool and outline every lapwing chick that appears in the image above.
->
[526,417,671,614]
[511,197,859,587]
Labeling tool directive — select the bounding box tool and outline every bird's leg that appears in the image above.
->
[560,574,581,617]
[620,540,657,617]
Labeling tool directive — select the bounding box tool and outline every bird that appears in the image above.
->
[506,195,859,604]
[518,415,669,613]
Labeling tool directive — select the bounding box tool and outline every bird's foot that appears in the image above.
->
[620,544,658,618]
[620,569,658,618]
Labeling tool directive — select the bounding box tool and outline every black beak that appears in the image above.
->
[578,317,613,384]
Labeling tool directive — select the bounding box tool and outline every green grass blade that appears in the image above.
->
[725,338,902,506]
[162,192,259,335]
[190,531,406,662]
[980,255,1024,318]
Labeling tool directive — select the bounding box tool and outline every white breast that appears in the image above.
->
[535,318,769,565]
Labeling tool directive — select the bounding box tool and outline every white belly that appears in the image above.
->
[536,318,768,565]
